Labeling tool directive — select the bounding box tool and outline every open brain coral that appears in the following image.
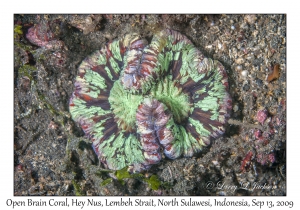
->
[69,29,232,172]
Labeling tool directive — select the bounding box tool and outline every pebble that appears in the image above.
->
[233,104,239,112]
[212,160,219,166]
[85,17,92,24]
[243,84,250,91]
[246,54,255,61]
[236,58,244,64]
[241,70,248,77]
[256,78,263,86]
[236,65,242,71]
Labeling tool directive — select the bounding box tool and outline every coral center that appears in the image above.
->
[151,77,191,124]
[108,80,143,132]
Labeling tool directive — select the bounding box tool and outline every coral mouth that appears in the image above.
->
[151,77,191,124]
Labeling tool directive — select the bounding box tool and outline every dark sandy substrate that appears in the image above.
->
[14,14,286,196]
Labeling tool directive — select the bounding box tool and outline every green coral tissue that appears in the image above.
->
[69,29,232,173]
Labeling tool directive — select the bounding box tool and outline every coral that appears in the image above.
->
[254,129,263,140]
[256,152,276,166]
[256,109,268,125]
[69,29,232,172]
[26,21,67,69]
[26,21,56,47]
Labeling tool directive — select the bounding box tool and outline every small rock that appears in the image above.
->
[255,78,263,86]
[256,109,268,124]
[236,65,242,71]
[233,104,239,112]
[243,84,250,91]
[241,70,248,77]
[244,15,257,25]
